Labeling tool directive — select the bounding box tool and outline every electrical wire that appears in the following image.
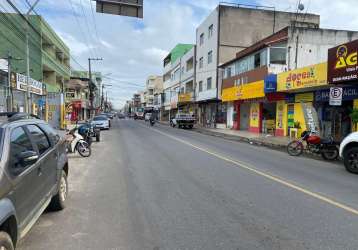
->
[78,0,98,58]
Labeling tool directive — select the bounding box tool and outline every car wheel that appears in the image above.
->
[49,170,68,211]
[96,133,100,142]
[0,231,14,250]
[344,148,358,174]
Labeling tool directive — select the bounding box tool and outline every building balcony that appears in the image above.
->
[42,49,70,78]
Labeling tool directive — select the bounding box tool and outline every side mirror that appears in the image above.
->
[18,151,39,166]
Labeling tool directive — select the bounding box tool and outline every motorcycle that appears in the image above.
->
[78,121,101,144]
[65,126,91,157]
[287,131,339,160]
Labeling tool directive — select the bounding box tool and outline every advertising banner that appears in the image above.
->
[328,39,358,84]
[301,102,321,135]
[11,72,44,95]
[277,63,327,91]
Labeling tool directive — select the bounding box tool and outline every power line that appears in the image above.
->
[78,0,98,58]
[88,0,102,55]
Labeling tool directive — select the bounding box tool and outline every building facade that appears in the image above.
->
[0,14,70,128]
[195,3,320,128]
[162,44,194,121]
[220,26,358,141]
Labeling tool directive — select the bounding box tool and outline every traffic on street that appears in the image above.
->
[1,0,358,249]
[16,118,358,249]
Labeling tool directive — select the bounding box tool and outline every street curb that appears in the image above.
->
[157,121,341,163]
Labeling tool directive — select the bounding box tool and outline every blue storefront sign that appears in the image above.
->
[264,74,277,93]
[315,86,358,102]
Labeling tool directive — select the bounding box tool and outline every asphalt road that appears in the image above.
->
[18,118,358,250]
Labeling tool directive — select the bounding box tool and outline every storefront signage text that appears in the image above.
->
[315,86,358,101]
[11,72,44,95]
[328,39,358,84]
[277,63,327,91]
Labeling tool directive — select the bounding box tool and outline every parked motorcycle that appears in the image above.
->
[78,121,101,144]
[66,127,91,157]
[287,131,339,160]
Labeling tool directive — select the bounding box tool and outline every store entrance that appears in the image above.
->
[262,102,276,134]
[321,101,352,141]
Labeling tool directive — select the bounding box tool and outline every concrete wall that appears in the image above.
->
[195,5,320,102]
[218,7,320,65]
[287,27,358,70]
[195,7,219,101]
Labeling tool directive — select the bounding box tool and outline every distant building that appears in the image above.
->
[162,44,194,121]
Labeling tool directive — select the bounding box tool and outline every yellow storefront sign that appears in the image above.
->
[277,62,327,91]
[221,86,240,102]
[178,93,193,103]
[295,92,314,102]
[221,80,265,102]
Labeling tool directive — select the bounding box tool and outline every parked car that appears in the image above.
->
[92,115,110,130]
[0,112,69,249]
[144,113,152,121]
[339,132,358,174]
[170,112,196,129]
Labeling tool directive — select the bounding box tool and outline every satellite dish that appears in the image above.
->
[298,3,305,11]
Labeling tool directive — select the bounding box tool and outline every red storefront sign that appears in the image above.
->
[328,39,358,84]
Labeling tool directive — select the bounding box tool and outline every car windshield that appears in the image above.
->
[93,116,107,121]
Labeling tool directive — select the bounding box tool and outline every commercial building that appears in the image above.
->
[162,44,194,121]
[64,78,90,122]
[195,3,320,128]
[0,13,70,128]
[144,75,163,108]
[177,46,196,115]
[220,26,358,141]
[71,70,102,110]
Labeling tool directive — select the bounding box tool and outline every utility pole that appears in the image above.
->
[2,53,22,112]
[88,57,102,117]
[6,0,40,113]
[25,0,40,113]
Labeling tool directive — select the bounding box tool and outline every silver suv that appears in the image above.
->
[0,113,69,249]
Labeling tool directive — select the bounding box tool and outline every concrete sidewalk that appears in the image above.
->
[158,120,291,150]
[194,127,291,149]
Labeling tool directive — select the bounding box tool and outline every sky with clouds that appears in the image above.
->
[7,0,358,108]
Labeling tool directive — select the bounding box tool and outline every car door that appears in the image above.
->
[25,124,57,199]
[6,126,44,230]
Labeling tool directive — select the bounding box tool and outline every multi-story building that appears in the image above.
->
[0,14,70,128]
[71,70,102,110]
[177,46,196,114]
[220,26,358,141]
[64,77,90,123]
[144,75,163,108]
[162,44,194,119]
[195,3,320,127]
[162,44,194,121]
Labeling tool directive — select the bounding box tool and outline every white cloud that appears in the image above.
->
[30,0,358,108]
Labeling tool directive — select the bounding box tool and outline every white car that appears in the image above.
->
[339,132,358,174]
[91,115,110,130]
[144,113,152,121]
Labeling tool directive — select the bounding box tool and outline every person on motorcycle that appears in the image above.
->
[149,112,156,125]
